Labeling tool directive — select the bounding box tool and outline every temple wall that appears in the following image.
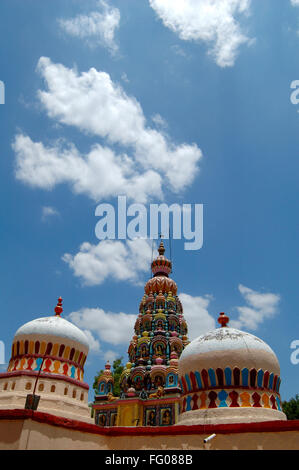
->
[0,410,298,450]
[0,376,92,423]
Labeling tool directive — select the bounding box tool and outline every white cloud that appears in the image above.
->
[68,307,136,346]
[171,44,190,58]
[59,0,120,54]
[121,72,129,83]
[13,134,161,203]
[149,0,253,67]
[41,206,60,221]
[291,0,299,6]
[179,292,215,339]
[230,284,281,330]
[35,57,202,193]
[104,350,119,364]
[152,113,168,129]
[63,239,153,286]
[82,329,101,353]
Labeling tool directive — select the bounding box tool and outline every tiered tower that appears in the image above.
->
[119,240,189,396]
[93,240,190,426]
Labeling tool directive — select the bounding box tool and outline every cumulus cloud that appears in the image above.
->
[13,134,161,203]
[69,307,136,346]
[41,206,60,221]
[63,239,153,286]
[149,0,253,67]
[230,284,281,330]
[179,292,215,339]
[59,0,120,54]
[104,350,120,364]
[34,57,202,193]
[151,113,168,129]
[82,329,101,353]
[291,0,299,6]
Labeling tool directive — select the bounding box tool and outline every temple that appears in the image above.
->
[0,243,298,449]
[93,240,188,426]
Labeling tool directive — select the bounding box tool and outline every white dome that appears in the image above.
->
[179,326,280,376]
[14,316,89,349]
[178,320,286,425]
[181,327,278,358]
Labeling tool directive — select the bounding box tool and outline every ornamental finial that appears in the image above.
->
[55,297,63,316]
[218,312,229,328]
[158,239,165,256]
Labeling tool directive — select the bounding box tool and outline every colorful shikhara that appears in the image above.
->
[93,241,188,426]
[119,241,189,394]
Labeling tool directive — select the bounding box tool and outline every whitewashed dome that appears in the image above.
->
[7,297,89,383]
[14,315,89,350]
[2,297,92,423]
[178,312,286,425]
[179,323,280,377]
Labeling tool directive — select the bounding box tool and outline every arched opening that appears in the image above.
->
[69,348,75,361]
[50,385,56,393]
[25,382,32,390]
[59,344,65,358]
[38,383,44,392]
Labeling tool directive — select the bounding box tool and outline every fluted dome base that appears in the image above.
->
[177,407,287,426]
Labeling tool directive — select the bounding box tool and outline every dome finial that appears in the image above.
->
[218,312,229,328]
[158,238,165,256]
[54,297,63,316]
[151,237,172,277]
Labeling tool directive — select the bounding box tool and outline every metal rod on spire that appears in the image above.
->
[151,238,155,278]
[169,225,172,274]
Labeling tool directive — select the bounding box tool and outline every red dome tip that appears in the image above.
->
[54,297,63,316]
[218,312,229,328]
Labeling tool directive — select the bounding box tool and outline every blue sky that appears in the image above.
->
[0,0,298,401]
